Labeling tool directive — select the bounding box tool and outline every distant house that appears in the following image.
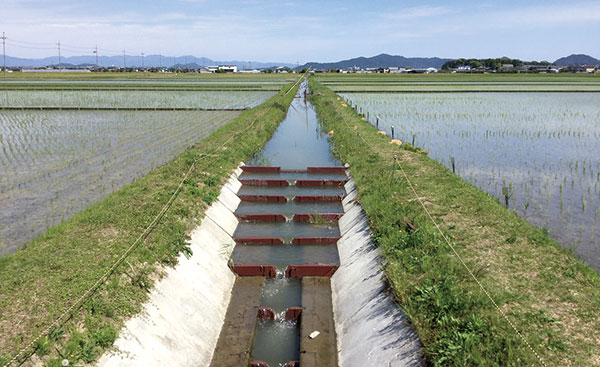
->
[568,65,587,73]
[407,67,437,74]
[472,66,493,73]
[456,65,471,72]
[207,66,218,72]
[389,67,408,74]
[586,66,597,73]
[500,64,514,71]
[198,67,212,73]
[218,65,237,73]
[520,64,559,73]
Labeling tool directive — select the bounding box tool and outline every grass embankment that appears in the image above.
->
[0,72,295,81]
[0,83,299,367]
[309,78,600,366]
[317,72,600,92]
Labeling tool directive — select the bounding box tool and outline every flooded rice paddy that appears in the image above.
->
[342,92,600,270]
[0,109,240,254]
[0,90,275,109]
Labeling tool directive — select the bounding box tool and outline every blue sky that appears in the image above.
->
[3,0,600,62]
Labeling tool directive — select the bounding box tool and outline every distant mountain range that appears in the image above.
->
[301,54,453,70]
[4,53,598,70]
[300,53,600,70]
[554,54,600,66]
[3,55,296,69]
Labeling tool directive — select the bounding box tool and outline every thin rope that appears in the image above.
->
[337,96,547,367]
[4,79,303,367]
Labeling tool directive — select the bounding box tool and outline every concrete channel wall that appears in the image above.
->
[98,166,243,367]
[331,177,424,367]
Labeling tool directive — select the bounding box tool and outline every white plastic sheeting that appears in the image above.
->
[98,167,243,367]
[331,177,424,367]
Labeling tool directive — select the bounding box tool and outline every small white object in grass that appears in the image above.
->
[309,331,320,339]
[62,360,69,366]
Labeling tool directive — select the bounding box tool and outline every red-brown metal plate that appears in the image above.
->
[292,213,343,223]
[231,264,277,278]
[250,361,269,367]
[236,213,287,222]
[240,179,289,187]
[295,179,347,187]
[241,166,281,173]
[293,195,343,203]
[307,166,347,174]
[285,264,339,278]
[285,307,302,321]
[257,307,275,320]
[291,237,339,245]
[239,194,288,203]
[284,362,300,367]
[234,237,284,245]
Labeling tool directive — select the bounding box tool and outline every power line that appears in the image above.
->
[6,42,55,50]
[7,38,55,46]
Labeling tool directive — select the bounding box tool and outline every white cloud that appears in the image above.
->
[380,5,456,21]
[484,2,600,28]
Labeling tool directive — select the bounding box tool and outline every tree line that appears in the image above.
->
[442,58,552,70]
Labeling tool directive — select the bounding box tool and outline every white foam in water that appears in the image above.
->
[98,168,243,367]
[332,177,423,366]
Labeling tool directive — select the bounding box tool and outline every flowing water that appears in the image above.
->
[232,81,342,366]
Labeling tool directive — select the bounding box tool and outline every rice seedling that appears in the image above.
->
[0,90,275,109]
[340,91,600,270]
[0,109,242,254]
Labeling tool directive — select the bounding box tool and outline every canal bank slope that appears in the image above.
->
[0,84,299,367]
[309,78,600,366]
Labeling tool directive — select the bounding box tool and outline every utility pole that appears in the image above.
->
[123,49,126,71]
[57,40,61,71]
[93,45,98,71]
[141,52,144,69]
[159,54,162,69]
[1,32,6,76]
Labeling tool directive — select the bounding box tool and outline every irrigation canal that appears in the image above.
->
[210,82,343,366]
[99,80,423,367]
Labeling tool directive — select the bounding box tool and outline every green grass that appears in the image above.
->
[0,72,296,80]
[309,78,600,366]
[317,72,600,92]
[0,82,298,367]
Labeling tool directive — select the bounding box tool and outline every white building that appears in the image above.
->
[218,65,237,73]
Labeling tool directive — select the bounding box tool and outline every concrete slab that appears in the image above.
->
[210,277,265,367]
[218,180,242,212]
[332,177,424,367]
[300,277,337,367]
[98,165,243,367]
[206,200,239,236]
[225,173,243,196]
